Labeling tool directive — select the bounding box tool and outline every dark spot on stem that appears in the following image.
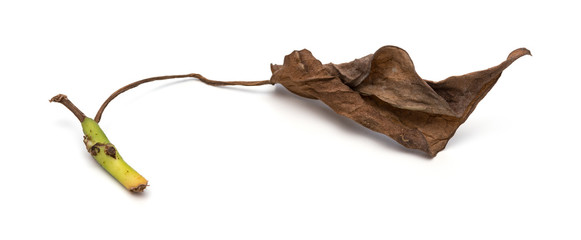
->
[105,145,117,158]
[90,145,100,156]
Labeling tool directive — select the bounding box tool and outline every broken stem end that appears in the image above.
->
[50,94,87,122]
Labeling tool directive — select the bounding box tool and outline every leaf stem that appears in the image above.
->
[94,73,271,123]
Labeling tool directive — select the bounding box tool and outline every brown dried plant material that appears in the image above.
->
[50,46,531,192]
[91,45,530,158]
[270,46,530,157]
[51,45,529,192]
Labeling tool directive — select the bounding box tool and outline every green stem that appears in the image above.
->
[50,94,148,192]
[82,118,147,192]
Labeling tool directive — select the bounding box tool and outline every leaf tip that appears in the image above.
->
[508,48,532,61]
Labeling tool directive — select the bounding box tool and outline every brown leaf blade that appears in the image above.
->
[271,46,530,157]
[271,49,430,154]
[355,46,458,117]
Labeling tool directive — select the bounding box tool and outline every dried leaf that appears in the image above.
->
[270,46,530,157]
[355,46,457,116]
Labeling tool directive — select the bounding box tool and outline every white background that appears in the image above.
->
[1,1,579,239]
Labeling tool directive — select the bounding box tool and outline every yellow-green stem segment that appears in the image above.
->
[50,94,147,192]
[82,118,148,192]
